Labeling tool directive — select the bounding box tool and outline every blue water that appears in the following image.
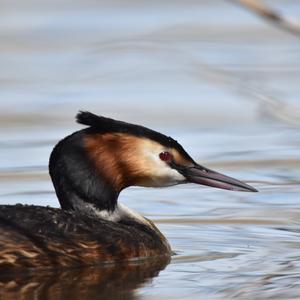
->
[0,0,300,299]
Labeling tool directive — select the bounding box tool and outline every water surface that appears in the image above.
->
[0,0,300,299]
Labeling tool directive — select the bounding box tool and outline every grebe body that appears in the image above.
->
[0,112,257,270]
[0,205,169,270]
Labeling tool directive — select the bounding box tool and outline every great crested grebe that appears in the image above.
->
[0,111,257,270]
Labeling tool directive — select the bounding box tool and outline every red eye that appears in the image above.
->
[159,151,172,162]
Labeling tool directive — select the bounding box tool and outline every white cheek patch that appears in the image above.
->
[142,147,186,187]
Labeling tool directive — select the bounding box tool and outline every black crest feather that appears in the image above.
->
[76,111,194,162]
[76,111,117,130]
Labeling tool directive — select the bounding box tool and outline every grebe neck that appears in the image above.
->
[49,131,121,214]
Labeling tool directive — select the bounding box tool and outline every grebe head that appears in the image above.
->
[49,111,257,218]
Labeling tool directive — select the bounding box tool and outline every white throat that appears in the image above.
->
[72,197,149,225]
[93,202,147,224]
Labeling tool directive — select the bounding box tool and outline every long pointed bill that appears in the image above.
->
[174,163,257,192]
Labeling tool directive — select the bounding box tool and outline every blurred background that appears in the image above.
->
[0,0,300,299]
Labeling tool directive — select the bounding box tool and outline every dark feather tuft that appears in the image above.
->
[76,111,108,127]
[76,111,194,162]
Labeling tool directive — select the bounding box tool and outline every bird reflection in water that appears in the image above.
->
[0,256,169,300]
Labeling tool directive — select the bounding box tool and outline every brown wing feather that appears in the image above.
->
[0,205,171,270]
